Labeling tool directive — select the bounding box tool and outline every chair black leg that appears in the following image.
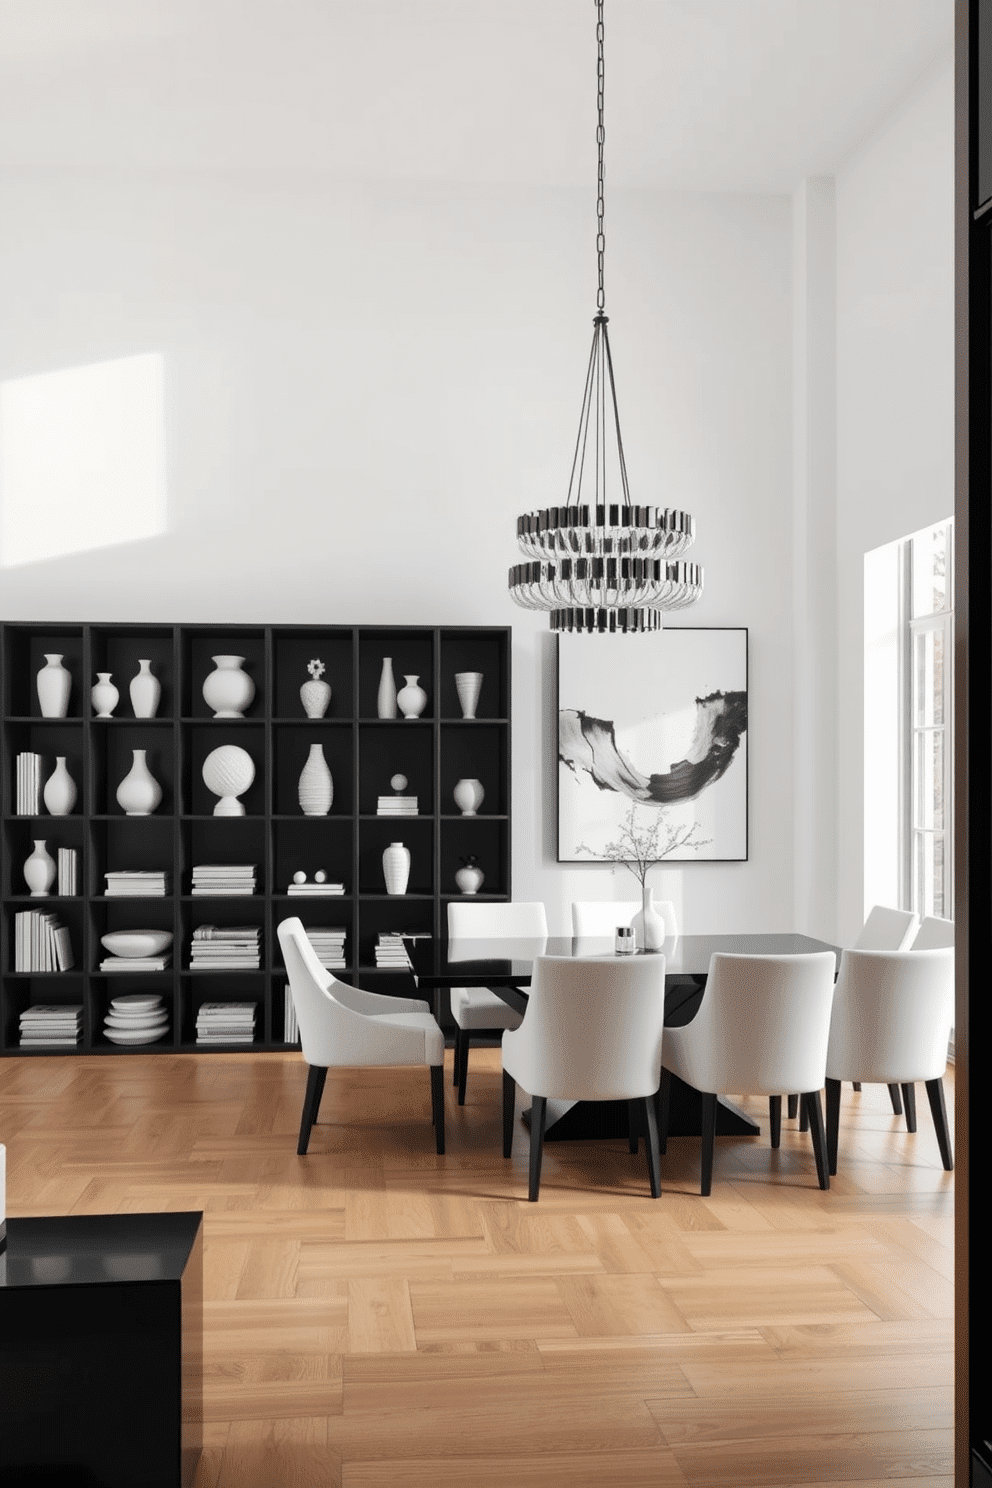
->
[454,1030,470,1104]
[502,1069,516,1158]
[700,1092,717,1196]
[887,1082,902,1114]
[853,1082,863,1093]
[656,1068,671,1155]
[297,1065,327,1155]
[528,1096,547,1201]
[901,1082,917,1133]
[769,1095,782,1149]
[628,1099,641,1154]
[787,1094,798,1120]
[642,1096,661,1198]
[925,1077,954,1170]
[802,1090,829,1190]
[430,1064,445,1155]
[453,1028,466,1085]
[825,1077,841,1176]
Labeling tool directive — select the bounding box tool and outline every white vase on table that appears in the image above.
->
[631,886,666,953]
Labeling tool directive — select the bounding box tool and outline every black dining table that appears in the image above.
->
[404,932,841,1143]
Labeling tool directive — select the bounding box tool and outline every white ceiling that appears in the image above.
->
[0,0,953,192]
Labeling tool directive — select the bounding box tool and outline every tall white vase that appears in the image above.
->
[37,655,71,718]
[203,656,254,718]
[455,671,483,719]
[43,757,77,817]
[377,658,397,719]
[130,660,161,719]
[91,673,119,718]
[383,842,411,895]
[298,744,333,816]
[24,840,56,897]
[632,885,666,953]
[116,749,162,816]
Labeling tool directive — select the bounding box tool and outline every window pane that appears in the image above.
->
[914,729,944,830]
[914,831,946,919]
[913,626,944,727]
[911,525,948,618]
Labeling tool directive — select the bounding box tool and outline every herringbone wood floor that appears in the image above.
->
[1,1048,954,1487]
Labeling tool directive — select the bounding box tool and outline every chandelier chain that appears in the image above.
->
[596,0,605,312]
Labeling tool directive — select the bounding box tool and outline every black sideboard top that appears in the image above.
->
[1,1210,203,1288]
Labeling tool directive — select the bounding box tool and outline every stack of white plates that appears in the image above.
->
[103,992,170,1045]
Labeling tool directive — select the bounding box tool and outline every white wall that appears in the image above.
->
[834,53,954,942]
[0,162,795,934]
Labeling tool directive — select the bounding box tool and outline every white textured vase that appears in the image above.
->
[383,841,411,896]
[300,664,332,718]
[455,861,485,895]
[128,659,161,719]
[454,671,483,720]
[377,658,397,719]
[298,744,333,816]
[43,757,77,817]
[203,656,254,718]
[116,749,162,817]
[24,839,56,897]
[37,654,71,718]
[397,675,427,720]
[453,778,484,816]
[632,886,666,953]
[202,744,255,816]
[91,672,119,718]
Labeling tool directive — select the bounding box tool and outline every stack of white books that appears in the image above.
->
[14,912,74,972]
[99,952,171,973]
[374,932,413,970]
[304,926,347,970]
[16,752,42,816]
[19,1004,83,1047]
[287,877,345,897]
[196,1001,257,1044]
[189,925,261,970]
[376,794,418,816]
[57,848,79,896]
[105,870,170,898]
[283,990,299,1045]
[192,864,257,897]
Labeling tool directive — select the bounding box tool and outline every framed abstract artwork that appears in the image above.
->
[557,628,748,863]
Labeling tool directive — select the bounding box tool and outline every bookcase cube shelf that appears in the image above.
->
[0,623,511,1055]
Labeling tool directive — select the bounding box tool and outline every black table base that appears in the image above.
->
[522,1076,759,1142]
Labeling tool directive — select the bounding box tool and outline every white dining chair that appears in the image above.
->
[277,917,446,1155]
[447,900,548,1105]
[911,915,954,950]
[660,951,837,1194]
[501,954,667,1200]
[825,946,954,1173]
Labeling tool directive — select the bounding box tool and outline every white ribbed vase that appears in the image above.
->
[298,744,333,816]
[383,842,411,896]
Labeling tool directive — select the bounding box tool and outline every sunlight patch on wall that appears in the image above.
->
[0,353,167,567]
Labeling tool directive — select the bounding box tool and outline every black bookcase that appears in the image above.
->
[0,623,511,1055]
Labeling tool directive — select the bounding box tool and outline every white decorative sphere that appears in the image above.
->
[390,774,408,792]
[202,745,255,816]
[293,870,306,884]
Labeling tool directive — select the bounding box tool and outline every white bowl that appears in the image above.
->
[100,929,173,959]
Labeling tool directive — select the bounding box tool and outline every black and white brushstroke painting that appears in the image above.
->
[558,629,748,863]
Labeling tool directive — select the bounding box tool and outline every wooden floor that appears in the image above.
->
[1,1048,954,1487]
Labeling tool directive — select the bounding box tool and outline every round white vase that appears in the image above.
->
[383,842,411,895]
[37,654,71,718]
[455,860,485,895]
[91,672,119,718]
[24,840,56,897]
[202,745,255,816]
[397,674,427,719]
[632,886,666,953]
[43,757,77,817]
[130,659,161,719]
[454,671,483,719]
[116,749,163,816]
[453,778,485,816]
[377,658,397,719]
[298,744,333,816]
[203,656,255,718]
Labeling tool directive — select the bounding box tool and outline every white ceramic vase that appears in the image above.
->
[43,757,77,817]
[300,660,332,719]
[91,673,119,718]
[397,675,427,720]
[203,656,254,718]
[632,885,666,953]
[202,745,255,816]
[453,778,484,816]
[298,744,333,816]
[455,859,485,895]
[116,749,162,817]
[455,671,483,719]
[377,657,397,719]
[24,839,56,897]
[383,841,411,895]
[37,654,71,718]
[130,660,161,719]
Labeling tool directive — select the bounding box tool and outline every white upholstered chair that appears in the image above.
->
[825,946,954,1173]
[661,952,837,1194]
[911,915,954,950]
[501,954,668,1201]
[277,917,445,1155]
[447,900,548,1105]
